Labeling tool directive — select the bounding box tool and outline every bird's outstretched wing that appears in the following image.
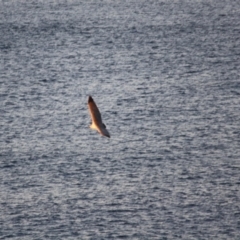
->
[87,96,110,138]
[88,96,102,125]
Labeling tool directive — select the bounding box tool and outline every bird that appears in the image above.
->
[87,96,110,138]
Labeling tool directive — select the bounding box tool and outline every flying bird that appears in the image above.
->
[88,96,110,138]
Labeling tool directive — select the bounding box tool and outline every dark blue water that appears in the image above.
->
[1,0,240,239]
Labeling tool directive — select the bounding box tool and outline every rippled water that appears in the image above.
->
[1,0,240,239]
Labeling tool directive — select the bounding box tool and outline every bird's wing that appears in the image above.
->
[100,127,110,138]
[88,96,102,125]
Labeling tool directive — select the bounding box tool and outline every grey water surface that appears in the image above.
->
[1,0,240,239]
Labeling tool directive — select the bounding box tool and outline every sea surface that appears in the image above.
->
[1,0,240,239]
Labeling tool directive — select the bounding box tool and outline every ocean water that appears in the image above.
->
[0,0,240,239]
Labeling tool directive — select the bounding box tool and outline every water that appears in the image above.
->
[1,0,240,239]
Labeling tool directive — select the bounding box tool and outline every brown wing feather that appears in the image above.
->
[88,96,102,124]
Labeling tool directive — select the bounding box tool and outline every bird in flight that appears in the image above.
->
[88,96,110,138]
